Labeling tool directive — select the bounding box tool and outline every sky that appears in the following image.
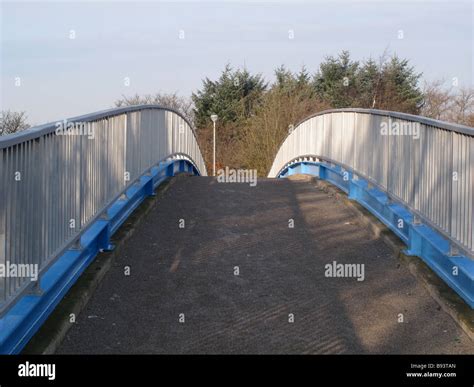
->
[1,0,473,125]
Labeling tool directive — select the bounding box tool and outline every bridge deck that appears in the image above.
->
[57,176,471,354]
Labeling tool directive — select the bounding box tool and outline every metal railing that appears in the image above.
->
[0,105,207,312]
[268,108,474,258]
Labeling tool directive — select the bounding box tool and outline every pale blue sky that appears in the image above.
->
[1,0,473,125]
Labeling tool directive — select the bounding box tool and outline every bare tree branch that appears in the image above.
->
[0,111,30,136]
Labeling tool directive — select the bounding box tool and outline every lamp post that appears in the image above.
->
[210,114,218,176]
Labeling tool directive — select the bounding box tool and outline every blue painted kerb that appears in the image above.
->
[280,161,474,309]
[0,159,199,354]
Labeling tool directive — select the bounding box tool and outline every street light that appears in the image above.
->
[210,114,218,176]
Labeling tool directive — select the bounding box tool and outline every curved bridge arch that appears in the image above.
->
[0,105,206,353]
[269,108,474,307]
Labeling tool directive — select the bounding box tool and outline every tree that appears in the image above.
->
[420,79,453,120]
[192,65,267,129]
[313,50,360,108]
[192,65,268,173]
[240,67,329,175]
[0,110,30,136]
[356,58,380,108]
[421,80,474,126]
[450,87,474,126]
[375,56,423,113]
[313,51,424,114]
[115,92,194,124]
[192,54,430,174]
[275,65,314,96]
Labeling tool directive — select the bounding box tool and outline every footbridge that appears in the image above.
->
[0,106,473,354]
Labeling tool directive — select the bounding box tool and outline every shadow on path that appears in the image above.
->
[57,176,472,354]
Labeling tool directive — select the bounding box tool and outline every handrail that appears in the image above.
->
[292,108,474,136]
[0,104,201,149]
[268,109,474,258]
